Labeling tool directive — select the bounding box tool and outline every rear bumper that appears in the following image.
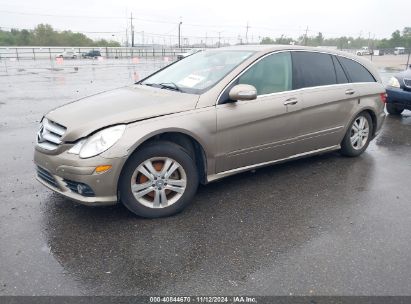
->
[34,147,126,206]
[374,110,386,137]
[386,87,411,109]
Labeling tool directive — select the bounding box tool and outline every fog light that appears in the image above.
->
[95,165,112,173]
[77,184,88,195]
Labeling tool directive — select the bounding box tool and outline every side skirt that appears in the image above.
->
[206,145,341,183]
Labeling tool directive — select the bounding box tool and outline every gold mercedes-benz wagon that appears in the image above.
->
[34,45,386,218]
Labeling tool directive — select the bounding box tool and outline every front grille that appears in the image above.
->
[37,118,67,151]
[403,78,411,88]
[37,166,59,188]
[63,179,95,197]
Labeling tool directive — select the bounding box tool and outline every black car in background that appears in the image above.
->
[386,67,411,115]
[81,50,102,59]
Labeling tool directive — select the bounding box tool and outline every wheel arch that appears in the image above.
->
[123,129,209,185]
[345,108,378,138]
[364,108,377,137]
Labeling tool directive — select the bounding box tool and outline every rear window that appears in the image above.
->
[338,57,376,83]
[292,52,337,89]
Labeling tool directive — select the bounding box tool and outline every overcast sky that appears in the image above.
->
[0,0,409,45]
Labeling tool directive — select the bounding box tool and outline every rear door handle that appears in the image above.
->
[345,89,355,95]
[283,97,298,106]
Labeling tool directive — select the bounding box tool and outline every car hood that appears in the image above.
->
[395,69,411,79]
[46,85,199,142]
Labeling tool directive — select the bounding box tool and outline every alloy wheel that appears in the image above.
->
[350,116,370,150]
[130,157,187,208]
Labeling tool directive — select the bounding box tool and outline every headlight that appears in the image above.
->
[68,125,126,158]
[388,76,400,88]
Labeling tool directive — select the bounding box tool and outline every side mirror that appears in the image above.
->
[229,84,257,101]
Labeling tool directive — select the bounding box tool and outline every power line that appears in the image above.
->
[0,9,349,35]
[0,10,125,19]
[0,25,240,41]
[0,25,123,34]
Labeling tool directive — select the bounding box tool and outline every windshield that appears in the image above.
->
[141,50,254,94]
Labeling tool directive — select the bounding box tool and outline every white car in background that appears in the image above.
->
[394,47,405,55]
[356,47,370,56]
[56,51,78,59]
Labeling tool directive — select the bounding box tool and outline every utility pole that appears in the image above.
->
[245,22,250,44]
[368,32,371,51]
[303,26,309,46]
[130,12,134,47]
[218,31,222,48]
[125,28,129,47]
[178,21,182,48]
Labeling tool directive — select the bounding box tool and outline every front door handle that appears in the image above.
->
[284,97,298,106]
[345,89,355,95]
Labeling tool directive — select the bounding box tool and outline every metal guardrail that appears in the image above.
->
[0,46,197,60]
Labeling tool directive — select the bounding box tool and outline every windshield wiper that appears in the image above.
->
[142,82,183,92]
[158,82,183,92]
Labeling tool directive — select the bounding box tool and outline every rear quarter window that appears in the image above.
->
[338,57,376,83]
[332,55,348,84]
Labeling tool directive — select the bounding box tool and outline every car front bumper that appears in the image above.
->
[34,147,126,206]
[386,87,411,109]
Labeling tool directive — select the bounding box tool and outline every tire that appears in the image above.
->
[119,141,199,218]
[386,103,404,115]
[340,112,373,157]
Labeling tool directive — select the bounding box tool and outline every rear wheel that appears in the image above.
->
[386,103,404,115]
[119,141,199,218]
[340,112,373,157]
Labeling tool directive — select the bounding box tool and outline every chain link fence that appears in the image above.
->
[0,46,198,60]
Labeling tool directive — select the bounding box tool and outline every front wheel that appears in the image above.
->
[119,141,199,218]
[386,103,404,115]
[340,112,373,157]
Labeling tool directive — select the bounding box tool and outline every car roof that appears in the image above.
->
[218,44,356,57]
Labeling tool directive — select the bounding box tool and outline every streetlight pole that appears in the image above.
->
[178,21,182,49]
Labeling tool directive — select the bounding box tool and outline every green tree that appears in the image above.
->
[403,27,411,47]
[260,37,275,44]
[391,30,402,47]
[0,24,121,47]
[315,32,324,46]
[32,24,56,45]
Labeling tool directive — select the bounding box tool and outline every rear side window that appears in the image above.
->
[338,57,376,83]
[332,55,348,84]
[292,52,337,89]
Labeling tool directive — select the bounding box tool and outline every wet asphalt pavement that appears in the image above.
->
[0,59,410,296]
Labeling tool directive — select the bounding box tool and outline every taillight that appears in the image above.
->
[380,92,387,103]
